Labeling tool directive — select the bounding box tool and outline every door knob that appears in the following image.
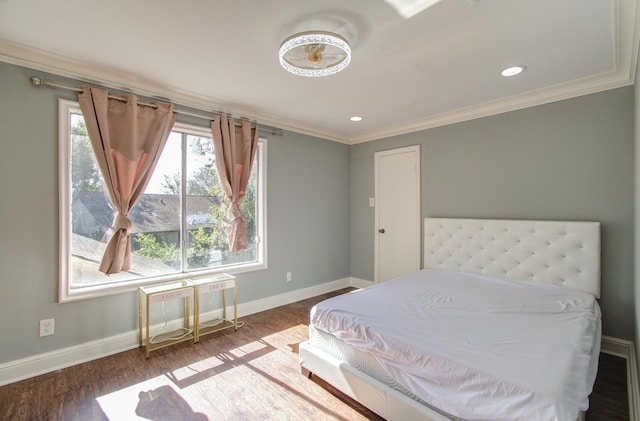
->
[378,228,385,233]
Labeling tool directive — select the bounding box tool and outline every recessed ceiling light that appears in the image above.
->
[501,65,527,77]
[350,116,363,122]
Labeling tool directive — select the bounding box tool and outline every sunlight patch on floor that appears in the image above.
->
[95,326,343,420]
[229,339,269,357]
[96,375,181,420]
[176,354,226,376]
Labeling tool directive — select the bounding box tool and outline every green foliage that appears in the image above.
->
[161,172,181,195]
[240,169,257,244]
[187,137,216,196]
[191,136,258,250]
[71,119,88,136]
[71,119,102,192]
[187,228,214,267]
[133,233,179,267]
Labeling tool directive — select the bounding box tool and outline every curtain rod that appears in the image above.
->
[29,76,283,136]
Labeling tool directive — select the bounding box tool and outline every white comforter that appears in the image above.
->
[310,269,601,421]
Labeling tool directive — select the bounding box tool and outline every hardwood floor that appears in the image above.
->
[587,352,630,421]
[0,288,630,421]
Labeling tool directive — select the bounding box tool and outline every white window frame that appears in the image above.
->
[58,99,267,302]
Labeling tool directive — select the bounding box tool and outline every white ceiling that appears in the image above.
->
[0,0,638,144]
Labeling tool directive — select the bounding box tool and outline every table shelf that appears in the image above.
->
[191,273,237,342]
[146,328,194,353]
[138,280,195,358]
[198,318,236,337]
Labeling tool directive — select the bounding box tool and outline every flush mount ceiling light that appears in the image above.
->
[279,31,351,77]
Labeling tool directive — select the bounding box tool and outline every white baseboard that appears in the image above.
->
[350,277,375,289]
[601,335,639,421]
[0,330,139,387]
[5,278,635,421]
[236,277,352,316]
[0,276,359,386]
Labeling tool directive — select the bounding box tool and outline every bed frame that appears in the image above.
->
[299,217,601,421]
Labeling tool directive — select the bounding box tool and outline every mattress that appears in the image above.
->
[309,269,602,421]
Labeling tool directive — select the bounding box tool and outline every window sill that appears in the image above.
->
[60,261,267,303]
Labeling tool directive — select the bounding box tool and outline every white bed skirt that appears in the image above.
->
[299,336,453,421]
[299,330,587,421]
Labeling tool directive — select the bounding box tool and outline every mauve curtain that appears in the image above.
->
[78,86,176,274]
[211,115,259,251]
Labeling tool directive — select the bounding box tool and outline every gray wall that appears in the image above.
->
[351,87,635,340]
[0,58,636,366]
[0,61,351,364]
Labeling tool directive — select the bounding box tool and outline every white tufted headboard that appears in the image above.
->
[424,218,601,298]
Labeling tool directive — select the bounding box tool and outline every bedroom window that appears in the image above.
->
[58,99,267,302]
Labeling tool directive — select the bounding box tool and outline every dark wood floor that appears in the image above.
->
[0,288,630,421]
[587,351,629,421]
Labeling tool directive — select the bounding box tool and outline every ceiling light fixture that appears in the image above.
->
[501,65,527,77]
[350,116,363,122]
[279,31,351,77]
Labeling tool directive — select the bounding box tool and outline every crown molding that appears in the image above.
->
[347,0,640,144]
[347,68,634,144]
[1,0,638,146]
[0,38,350,144]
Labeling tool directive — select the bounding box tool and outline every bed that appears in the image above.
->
[299,218,602,421]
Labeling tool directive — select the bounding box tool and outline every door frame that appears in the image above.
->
[374,145,421,283]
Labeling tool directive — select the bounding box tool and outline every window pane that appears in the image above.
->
[69,113,140,286]
[70,122,183,287]
[185,134,218,270]
[184,135,257,270]
[130,131,183,273]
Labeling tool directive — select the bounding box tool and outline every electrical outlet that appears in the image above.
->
[39,318,55,337]
[286,272,292,282]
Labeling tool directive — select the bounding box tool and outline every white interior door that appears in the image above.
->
[374,145,421,283]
